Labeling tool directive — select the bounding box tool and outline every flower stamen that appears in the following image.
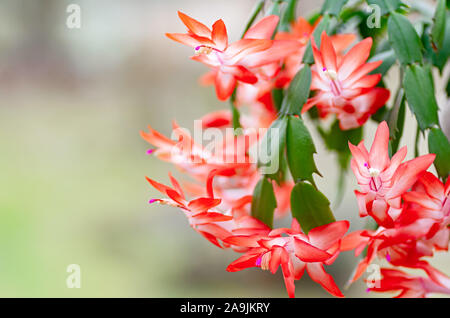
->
[260,252,271,271]
[369,168,380,177]
[323,67,341,96]
[195,45,214,55]
[323,67,338,81]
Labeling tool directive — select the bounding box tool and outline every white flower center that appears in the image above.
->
[194,45,213,55]
[369,168,380,177]
[323,68,338,81]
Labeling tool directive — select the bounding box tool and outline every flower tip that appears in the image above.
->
[149,199,157,204]
[147,149,155,154]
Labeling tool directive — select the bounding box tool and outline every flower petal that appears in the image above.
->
[369,121,390,171]
[212,19,228,51]
[418,171,445,201]
[387,154,436,202]
[177,11,211,38]
[226,250,263,272]
[294,237,332,262]
[188,198,222,213]
[307,263,344,297]
[345,61,382,87]
[320,32,337,72]
[308,221,350,250]
[338,37,373,80]
[244,15,279,39]
[215,70,236,101]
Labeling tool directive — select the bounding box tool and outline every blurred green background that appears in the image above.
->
[0,0,448,297]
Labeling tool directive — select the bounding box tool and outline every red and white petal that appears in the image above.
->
[338,37,373,81]
[240,40,301,68]
[348,74,381,89]
[369,199,393,228]
[344,60,382,87]
[340,230,368,252]
[165,33,212,48]
[191,212,232,225]
[308,220,350,251]
[294,237,332,262]
[177,11,212,38]
[212,19,228,51]
[280,250,296,298]
[416,261,450,289]
[381,146,407,181]
[369,121,390,171]
[215,70,236,101]
[244,15,279,40]
[223,65,257,84]
[402,191,442,211]
[226,39,272,63]
[331,33,356,53]
[223,235,262,248]
[291,257,306,280]
[387,154,436,202]
[306,263,344,297]
[226,250,264,272]
[320,31,337,72]
[146,177,175,195]
[188,198,222,213]
[418,171,445,201]
[269,246,284,274]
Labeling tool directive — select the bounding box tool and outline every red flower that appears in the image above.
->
[141,120,294,218]
[146,170,274,250]
[166,12,300,100]
[226,219,349,297]
[367,268,450,298]
[349,121,435,227]
[146,173,233,247]
[402,171,450,250]
[275,17,356,87]
[302,32,390,130]
[342,221,450,287]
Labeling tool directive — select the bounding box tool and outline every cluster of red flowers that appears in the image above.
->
[342,121,450,297]
[142,12,449,297]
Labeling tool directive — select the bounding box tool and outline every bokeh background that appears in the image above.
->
[0,0,448,297]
